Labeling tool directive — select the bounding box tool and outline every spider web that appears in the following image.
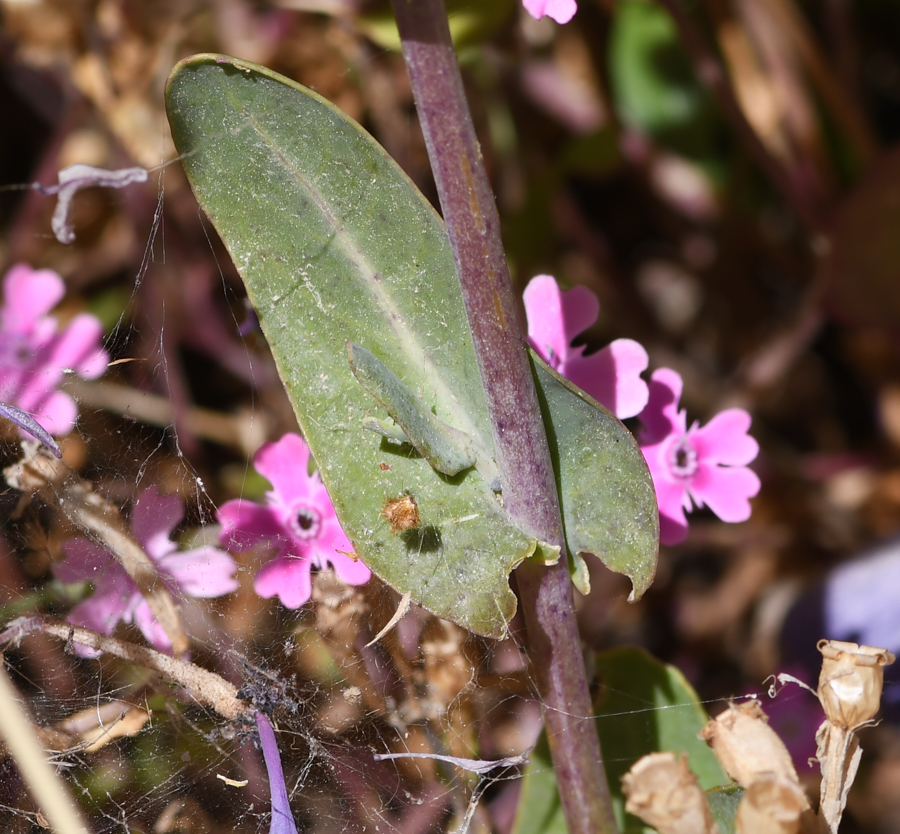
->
[0,13,762,833]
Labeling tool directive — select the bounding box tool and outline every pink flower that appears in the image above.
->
[638,368,760,545]
[217,433,371,608]
[0,263,108,435]
[53,486,239,656]
[523,0,577,24]
[523,274,649,418]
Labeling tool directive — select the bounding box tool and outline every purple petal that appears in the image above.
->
[1,265,64,333]
[688,462,760,523]
[652,477,689,546]
[0,403,61,456]
[254,434,319,504]
[131,598,173,654]
[824,540,900,651]
[158,547,239,597]
[254,555,314,609]
[523,275,598,367]
[319,525,371,586]
[218,499,284,551]
[16,389,77,436]
[130,487,184,562]
[638,368,685,444]
[690,409,758,466]
[46,313,108,380]
[522,0,577,23]
[565,338,649,419]
[255,712,299,834]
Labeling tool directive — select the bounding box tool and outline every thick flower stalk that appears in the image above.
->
[217,433,371,608]
[54,486,238,656]
[0,263,108,436]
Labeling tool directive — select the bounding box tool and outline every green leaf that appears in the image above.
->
[707,785,743,834]
[165,55,657,637]
[533,358,658,599]
[596,648,730,831]
[608,0,722,160]
[513,648,730,834]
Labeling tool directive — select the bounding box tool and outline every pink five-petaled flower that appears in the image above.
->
[53,486,239,657]
[217,433,371,608]
[637,368,760,546]
[0,263,108,436]
[523,0,577,24]
[523,274,649,419]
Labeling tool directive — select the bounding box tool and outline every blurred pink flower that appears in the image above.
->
[638,368,760,545]
[54,486,239,656]
[523,0,577,24]
[0,263,108,435]
[218,433,370,608]
[523,274,649,418]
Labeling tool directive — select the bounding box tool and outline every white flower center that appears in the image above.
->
[288,502,322,543]
[667,435,698,479]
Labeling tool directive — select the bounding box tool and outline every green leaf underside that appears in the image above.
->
[348,342,479,477]
[513,648,730,834]
[166,55,657,637]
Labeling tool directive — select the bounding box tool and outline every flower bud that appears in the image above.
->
[735,774,807,834]
[622,752,718,834]
[817,640,895,729]
[699,701,802,793]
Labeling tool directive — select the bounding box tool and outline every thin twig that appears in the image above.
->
[0,660,91,834]
[0,617,246,721]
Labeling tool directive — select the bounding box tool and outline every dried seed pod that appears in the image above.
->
[381,494,420,534]
[817,640,895,729]
[622,752,718,834]
[699,701,804,796]
[735,774,807,834]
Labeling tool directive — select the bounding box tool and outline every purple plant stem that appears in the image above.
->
[389,1,618,832]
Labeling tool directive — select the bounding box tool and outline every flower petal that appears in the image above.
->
[254,555,313,609]
[17,388,77,436]
[522,0,577,24]
[46,313,108,379]
[2,265,65,333]
[565,338,649,419]
[254,434,318,503]
[130,487,183,561]
[649,473,689,546]
[688,462,760,523]
[523,275,598,367]
[690,409,758,466]
[131,598,173,654]
[218,499,284,551]
[638,367,685,444]
[158,547,239,597]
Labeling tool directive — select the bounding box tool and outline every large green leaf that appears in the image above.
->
[512,648,730,834]
[165,55,657,636]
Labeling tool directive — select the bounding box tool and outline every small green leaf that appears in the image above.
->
[707,785,743,834]
[513,648,729,834]
[533,357,658,601]
[595,648,730,831]
[348,342,480,477]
